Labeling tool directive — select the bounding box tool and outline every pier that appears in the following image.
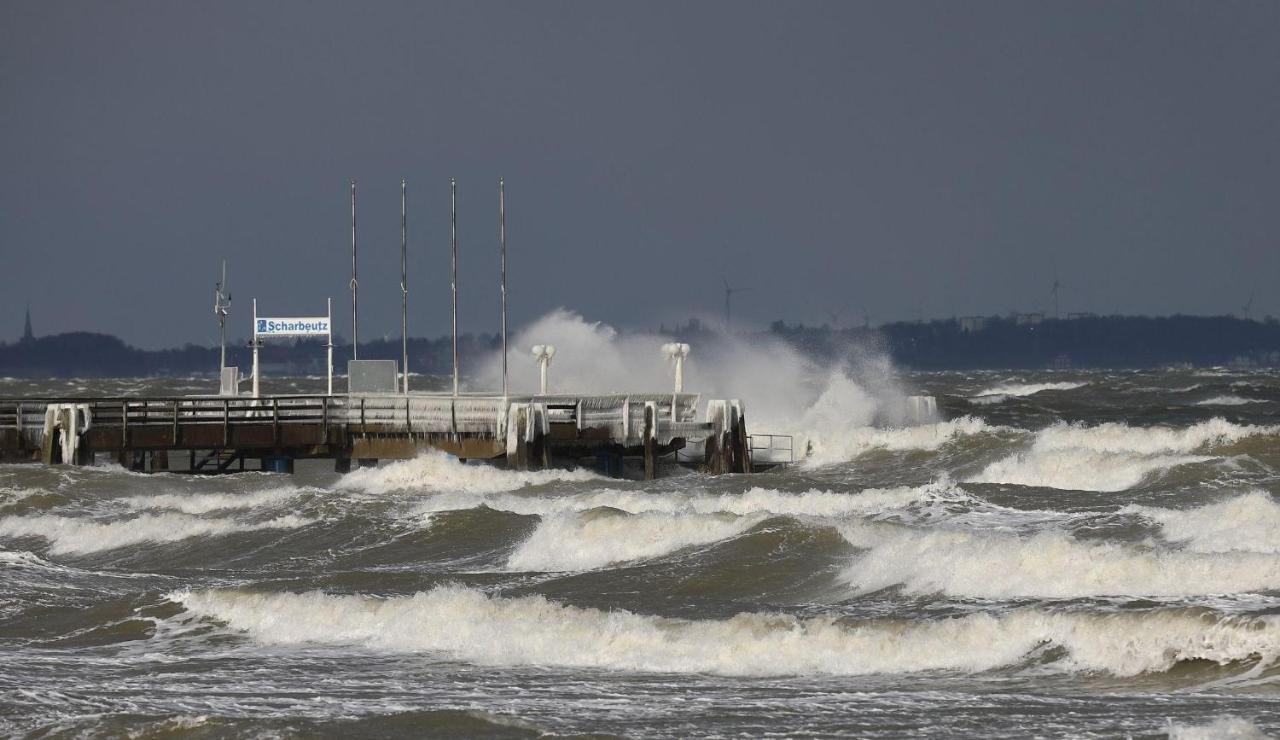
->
[0,391,771,478]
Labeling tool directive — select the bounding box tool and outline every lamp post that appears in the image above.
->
[662,343,690,393]
[531,344,556,394]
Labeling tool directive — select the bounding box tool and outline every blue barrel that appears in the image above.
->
[261,456,295,474]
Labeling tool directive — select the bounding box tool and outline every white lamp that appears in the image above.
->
[661,342,691,393]
[531,344,556,394]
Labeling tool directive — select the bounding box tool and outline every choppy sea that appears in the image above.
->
[3,369,1280,738]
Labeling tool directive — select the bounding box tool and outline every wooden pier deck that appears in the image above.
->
[0,392,758,478]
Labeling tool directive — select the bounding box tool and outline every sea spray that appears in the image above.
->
[472,308,941,466]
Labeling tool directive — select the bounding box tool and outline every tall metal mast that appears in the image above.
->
[451,178,459,397]
[401,178,409,393]
[350,178,359,360]
[213,260,231,371]
[499,178,508,398]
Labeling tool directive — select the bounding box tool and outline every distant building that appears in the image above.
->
[959,316,988,333]
[1014,312,1044,326]
[1066,312,1098,320]
[21,305,33,342]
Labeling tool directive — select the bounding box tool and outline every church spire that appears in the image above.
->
[22,303,33,342]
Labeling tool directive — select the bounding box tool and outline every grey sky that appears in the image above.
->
[3,1,1278,348]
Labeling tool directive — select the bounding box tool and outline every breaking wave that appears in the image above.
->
[507,509,759,571]
[1166,717,1269,740]
[973,381,1086,398]
[413,481,954,520]
[839,520,1280,598]
[1125,492,1280,554]
[170,585,1280,677]
[967,419,1273,491]
[0,512,312,555]
[123,487,305,515]
[1194,395,1263,407]
[335,451,599,496]
[803,416,999,466]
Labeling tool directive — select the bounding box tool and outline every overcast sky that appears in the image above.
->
[3,1,1278,348]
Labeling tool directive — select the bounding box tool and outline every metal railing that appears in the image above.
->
[748,433,794,465]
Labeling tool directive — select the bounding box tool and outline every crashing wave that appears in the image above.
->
[0,512,312,555]
[967,419,1274,491]
[839,520,1280,598]
[973,381,1086,398]
[1124,492,1280,554]
[170,585,1280,677]
[334,451,599,496]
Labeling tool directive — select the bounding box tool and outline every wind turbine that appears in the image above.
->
[723,277,750,334]
[1242,291,1255,320]
[823,307,844,330]
[1051,272,1063,319]
[213,260,231,371]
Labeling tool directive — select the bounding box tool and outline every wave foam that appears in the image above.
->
[507,509,758,571]
[1125,492,1280,554]
[839,521,1280,598]
[0,512,311,555]
[170,585,1280,677]
[335,452,599,496]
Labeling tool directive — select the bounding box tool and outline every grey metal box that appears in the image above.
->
[347,360,398,393]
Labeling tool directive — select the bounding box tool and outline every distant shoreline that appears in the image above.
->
[3,314,1279,378]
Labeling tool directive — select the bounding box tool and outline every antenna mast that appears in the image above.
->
[451,178,459,397]
[401,178,409,393]
[213,260,231,371]
[350,178,359,360]
[500,178,508,398]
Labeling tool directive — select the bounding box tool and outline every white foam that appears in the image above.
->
[973,381,1086,398]
[1167,717,1269,740]
[968,419,1273,491]
[839,520,1280,599]
[170,585,1280,677]
[335,451,599,496]
[0,512,312,555]
[122,486,303,514]
[507,509,758,571]
[1195,395,1263,407]
[1126,492,1280,554]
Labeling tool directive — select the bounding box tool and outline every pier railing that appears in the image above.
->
[0,392,704,445]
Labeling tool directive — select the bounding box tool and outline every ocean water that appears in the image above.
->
[3,369,1280,737]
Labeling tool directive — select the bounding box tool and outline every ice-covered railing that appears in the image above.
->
[0,392,707,445]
